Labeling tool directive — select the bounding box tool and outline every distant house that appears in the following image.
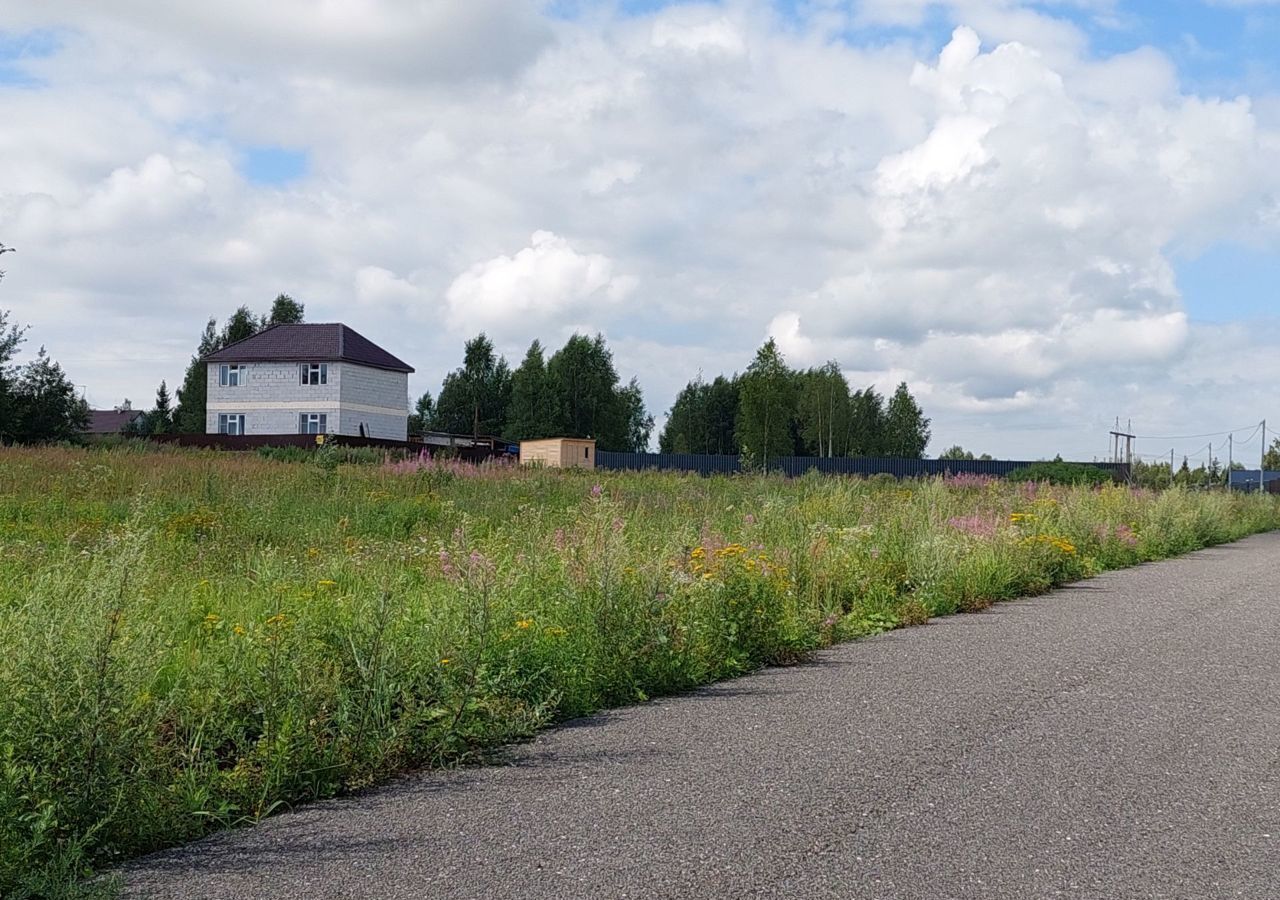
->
[87,408,143,436]
[202,323,414,440]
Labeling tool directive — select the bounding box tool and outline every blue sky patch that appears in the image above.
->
[1176,241,1280,322]
[0,28,61,88]
[240,146,309,186]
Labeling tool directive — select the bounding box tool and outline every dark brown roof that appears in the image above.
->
[203,323,414,373]
[87,409,143,434]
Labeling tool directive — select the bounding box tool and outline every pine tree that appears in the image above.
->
[11,347,89,442]
[408,392,435,434]
[0,309,28,443]
[173,318,220,433]
[149,380,174,434]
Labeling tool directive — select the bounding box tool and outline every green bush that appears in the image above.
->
[1007,460,1115,486]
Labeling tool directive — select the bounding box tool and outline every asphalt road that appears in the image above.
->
[122,534,1280,899]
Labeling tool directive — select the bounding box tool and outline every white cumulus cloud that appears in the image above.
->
[444,232,636,338]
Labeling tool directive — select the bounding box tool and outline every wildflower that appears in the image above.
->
[744,513,756,525]
[947,515,997,539]
[202,613,221,628]
[438,549,457,579]
[232,624,246,636]
[266,613,287,627]
[944,473,996,488]
[690,547,706,560]
[590,484,603,498]
[440,657,451,665]
[544,626,567,637]
[306,547,320,559]
[1115,524,1139,547]
[612,517,625,533]
[317,579,337,588]
[553,528,568,550]
[516,618,533,629]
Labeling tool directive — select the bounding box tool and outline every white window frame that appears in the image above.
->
[300,363,328,386]
[218,414,245,435]
[299,413,328,434]
[219,364,245,387]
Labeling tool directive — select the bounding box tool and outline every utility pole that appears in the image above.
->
[1228,433,1233,490]
[1262,419,1268,475]
[1110,418,1136,466]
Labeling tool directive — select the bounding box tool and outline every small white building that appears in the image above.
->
[203,323,414,440]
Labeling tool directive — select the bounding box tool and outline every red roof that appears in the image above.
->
[203,323,414,373]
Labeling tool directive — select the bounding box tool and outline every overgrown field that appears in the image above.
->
[2,445,1278,896]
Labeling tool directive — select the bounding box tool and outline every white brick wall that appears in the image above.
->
[339,365,409,440]
[205,361,408,438]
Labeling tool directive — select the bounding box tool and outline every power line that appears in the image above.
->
[1132,423,1261,442]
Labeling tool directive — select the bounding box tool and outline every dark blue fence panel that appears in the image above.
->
[595,452,1129,480]
[595,452,741,474]
[1228,470,1280,493]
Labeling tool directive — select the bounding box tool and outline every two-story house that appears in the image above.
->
[202,323,414,440]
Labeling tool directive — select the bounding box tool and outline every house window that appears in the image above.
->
[219,364,245,387]
[218,414,245,435]
[300,363,328,385]
[299,413,328,434]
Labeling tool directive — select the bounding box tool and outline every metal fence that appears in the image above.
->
[147,433,498,463]
[596,452,1129,480]
[1228,470,1280,493]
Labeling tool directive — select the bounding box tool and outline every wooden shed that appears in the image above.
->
[519,437,596,469]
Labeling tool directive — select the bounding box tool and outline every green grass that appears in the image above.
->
[1,445,1278,896]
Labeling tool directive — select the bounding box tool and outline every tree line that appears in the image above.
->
[659,339,931,464]
[410,333,654,452]
[3,268,932,459]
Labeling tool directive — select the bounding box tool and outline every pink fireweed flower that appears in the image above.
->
[553,528,568,551]
[438,549,457,579]
[744,513,756,525]
[382,451,515,478]
[947,515,998,539]
[590,484,603,498]
[943,473,996,489]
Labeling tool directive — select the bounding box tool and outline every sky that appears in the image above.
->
[1,0,1279,463]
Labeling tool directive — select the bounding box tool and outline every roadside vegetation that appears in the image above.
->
[3,445,1279,896]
